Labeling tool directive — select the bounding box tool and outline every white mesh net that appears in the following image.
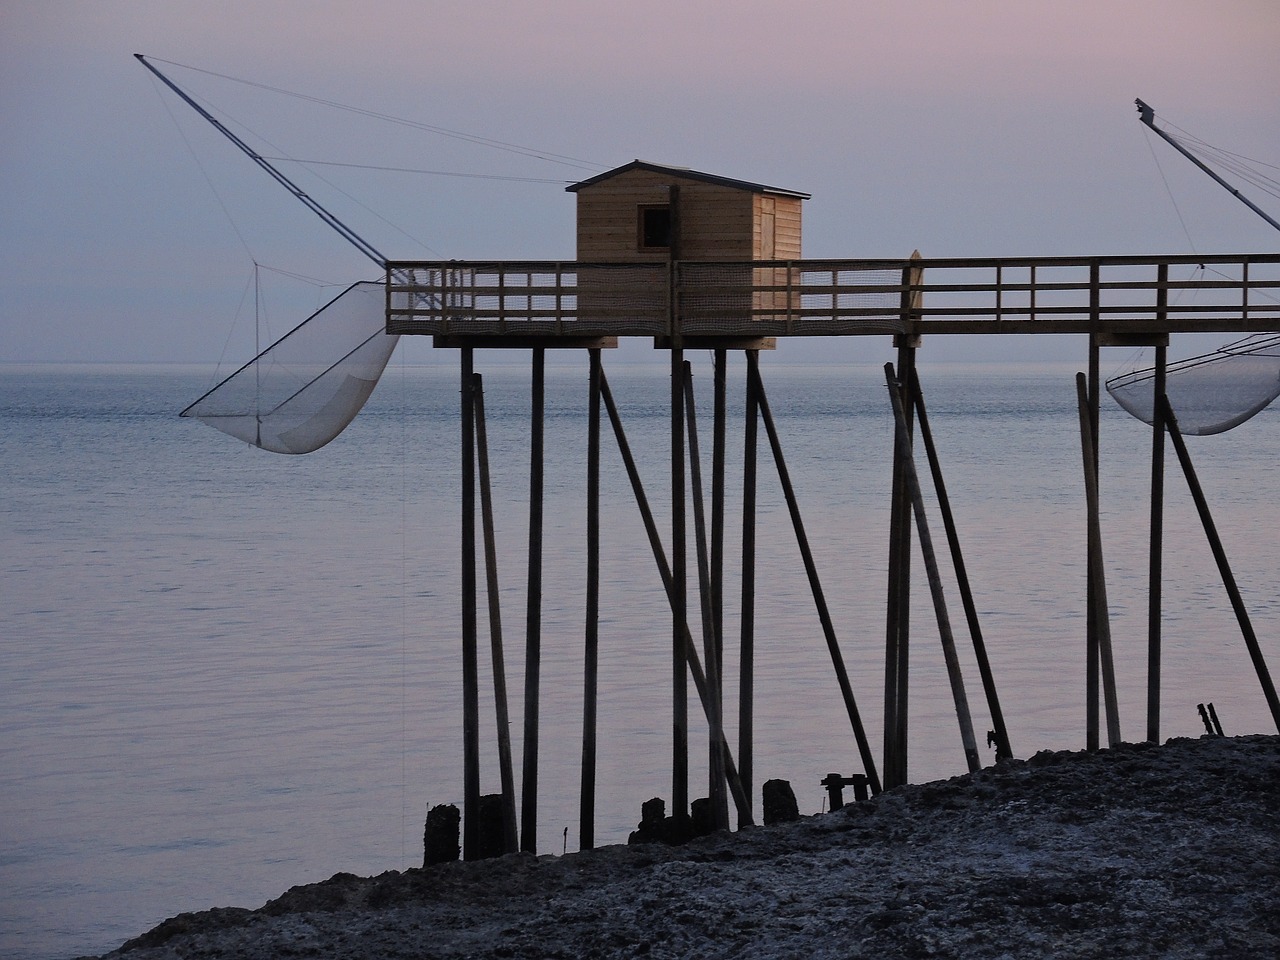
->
[181,281,398,454]
[1106,334,1280,435]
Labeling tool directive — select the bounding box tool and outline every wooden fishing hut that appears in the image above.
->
[386,160,1280,861]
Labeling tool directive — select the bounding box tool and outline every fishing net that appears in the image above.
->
[1106,334,1280,435]
[181,281,399,454]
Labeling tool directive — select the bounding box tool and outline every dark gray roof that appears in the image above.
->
[566,160,810,199]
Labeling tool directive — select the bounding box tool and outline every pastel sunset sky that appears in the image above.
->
[3,0,1277,363]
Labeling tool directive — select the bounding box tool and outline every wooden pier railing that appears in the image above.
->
[386,253,1280,341]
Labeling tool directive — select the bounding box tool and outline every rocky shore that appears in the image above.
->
[96,734,1279,959]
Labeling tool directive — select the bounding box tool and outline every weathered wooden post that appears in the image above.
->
[460,349,481,859]
[1147,264,1169,743]
[521,347,545,853]
[580,348,601,850]
[1075,371,1122,748]
[472,375,518,853]
[739,351,760,825]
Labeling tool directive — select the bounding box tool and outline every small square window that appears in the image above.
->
[639,205,670,249]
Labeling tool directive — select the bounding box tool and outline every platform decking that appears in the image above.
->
[387,252,1280,343]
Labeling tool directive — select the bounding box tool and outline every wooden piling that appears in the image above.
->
[711,350,729,829]
[739,351,760,824]
[599,367,754,824]
[521,348,545,853]
[683,361,729,830]
[670,348,689,821]
[1148,338,1167,744]
[909,371,1013,761]
[472,375,519,853]
[1160,394,1280,733]
[750,361,881,795]
[580,349,601,849]
[884,344,916,789]
[1086,336,1101,751]
[885,364,981,773]
[460,349,481,860]
[1075,371,1122,748]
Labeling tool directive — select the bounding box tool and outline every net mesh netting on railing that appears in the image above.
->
[181,281,398,454]
[1106,334,1280,435]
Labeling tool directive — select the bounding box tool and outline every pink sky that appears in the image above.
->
[3,0,1277,362]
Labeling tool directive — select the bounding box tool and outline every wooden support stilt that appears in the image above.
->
[1075,371,1122,748]
[739,351,759,825]
[460,348,481,860]
[1086,336,1101,751]
[884,344,916,788]
[520,348,545,853]
[885,365,981,773]
[750,361,882,795]
[1148,341,1167,744]
[909,372,1013,761]
[1160,394,1280,733]
[682,361,729,831]
[472,374,519,854]
[711,349,729,829]
[670,348,689,821]
[580,349,601,850]
[599,367,754,824]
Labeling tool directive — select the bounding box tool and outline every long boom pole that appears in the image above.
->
[136,54,389,267]
[1136,98,1280,235]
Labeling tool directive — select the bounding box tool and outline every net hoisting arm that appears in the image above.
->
[136,54,389,268]
[1136,98,1280,235]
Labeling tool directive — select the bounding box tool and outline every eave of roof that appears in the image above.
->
[566,160,810,199]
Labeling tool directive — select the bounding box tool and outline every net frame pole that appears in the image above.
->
[521,349,545,853]
[473,374,519,853]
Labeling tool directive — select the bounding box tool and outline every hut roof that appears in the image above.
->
[566,160,810,199]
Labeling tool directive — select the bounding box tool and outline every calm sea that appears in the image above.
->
[4,357,1279,959]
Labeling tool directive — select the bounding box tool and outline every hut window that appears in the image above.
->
[638,205,670,249]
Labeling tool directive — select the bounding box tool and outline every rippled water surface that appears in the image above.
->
[3,358,1279,958]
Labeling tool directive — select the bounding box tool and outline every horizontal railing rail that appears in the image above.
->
[386,253,1280,339]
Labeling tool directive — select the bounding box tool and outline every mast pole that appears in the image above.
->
[1136,99,1280,234]
[135,54,389,267]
